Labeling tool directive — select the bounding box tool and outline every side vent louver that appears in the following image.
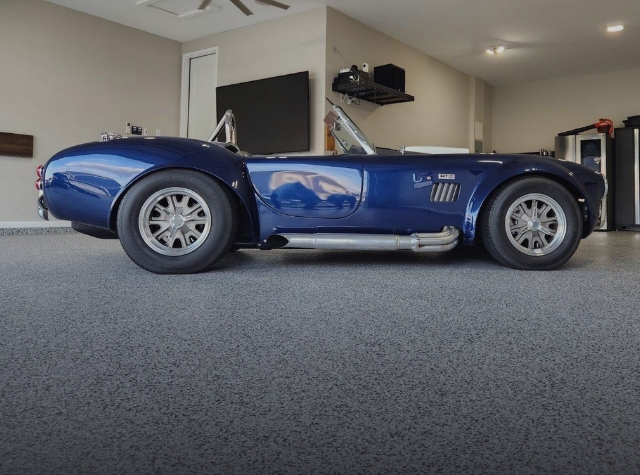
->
[430,183,460,202]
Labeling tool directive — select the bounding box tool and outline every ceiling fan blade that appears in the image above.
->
[256,0,290,10]
[198,0,213,10]
[230,0,254,15]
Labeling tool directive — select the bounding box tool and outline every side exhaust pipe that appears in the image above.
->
[268,227,459,253]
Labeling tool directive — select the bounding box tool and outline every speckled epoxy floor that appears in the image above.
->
[0,231,639,474]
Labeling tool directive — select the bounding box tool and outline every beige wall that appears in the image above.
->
[483,84,493,153]
[469,77,493,153]
[326,8,471,150]
[492,67,640,153]
[0,0,182,224]
[183,8,327,155]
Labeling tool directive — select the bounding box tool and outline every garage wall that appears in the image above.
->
[182,8,327,155]
[0,0,182,225]
[325,8,471,150]
[484,84,493,153]
[492,67,640,153]
[468,77,493,153]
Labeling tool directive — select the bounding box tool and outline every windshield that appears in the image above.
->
[324,100,376,155]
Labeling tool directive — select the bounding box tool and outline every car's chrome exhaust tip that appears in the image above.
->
[37,195,49,221]
[266,235,289,249]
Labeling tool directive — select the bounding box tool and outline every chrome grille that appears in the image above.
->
[430,183,460,202]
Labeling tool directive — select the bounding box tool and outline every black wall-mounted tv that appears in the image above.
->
[216,71,310,155]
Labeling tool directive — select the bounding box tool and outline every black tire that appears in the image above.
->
[481,177,582,270]
[117,170,238,274]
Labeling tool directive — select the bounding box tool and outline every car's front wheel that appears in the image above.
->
[481,177,582,270]
[117,170,237,274]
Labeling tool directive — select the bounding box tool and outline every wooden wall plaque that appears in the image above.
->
[0,132,34,158]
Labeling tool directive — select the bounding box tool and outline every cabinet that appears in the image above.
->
[615,127,640,230]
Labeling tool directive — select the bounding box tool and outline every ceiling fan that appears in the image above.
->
[198,0,290,16]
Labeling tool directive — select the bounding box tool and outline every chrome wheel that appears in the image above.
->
[505,193,567,256]
[139,187,211,256]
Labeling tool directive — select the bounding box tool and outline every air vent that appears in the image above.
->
[430,183,460,202]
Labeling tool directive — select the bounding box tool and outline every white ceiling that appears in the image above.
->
[45,0,640,86]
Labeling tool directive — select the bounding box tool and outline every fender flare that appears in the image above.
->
[108,153,259,242]
[464,163,596,245]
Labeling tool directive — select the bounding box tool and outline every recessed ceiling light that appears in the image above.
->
[486,45,506,55]
[607,25,624,33]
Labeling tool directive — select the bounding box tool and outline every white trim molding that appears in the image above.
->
[0,221,71,229]
[180,47,219,138]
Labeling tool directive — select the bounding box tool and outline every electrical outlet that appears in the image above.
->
[143,128,149,136]
[155,129,161,136]
[125,122,132,135]
[131,126,142,135]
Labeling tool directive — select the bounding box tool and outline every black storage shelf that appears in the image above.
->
[332,78,414,106]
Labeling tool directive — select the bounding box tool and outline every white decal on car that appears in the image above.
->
[413,173,433,189]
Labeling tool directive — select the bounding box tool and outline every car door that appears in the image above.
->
[246,155,364,219]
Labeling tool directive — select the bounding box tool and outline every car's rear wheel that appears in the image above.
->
[117,170,237,274]
[481,177,582,270]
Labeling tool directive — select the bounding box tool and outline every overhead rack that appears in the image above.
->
[332,77,414,106]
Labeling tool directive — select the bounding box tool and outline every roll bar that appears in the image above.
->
[207,110,237,146]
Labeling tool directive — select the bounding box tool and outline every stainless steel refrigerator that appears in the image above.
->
[555,133,614,231]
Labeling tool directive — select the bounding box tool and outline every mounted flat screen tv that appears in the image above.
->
[216,71,310,155]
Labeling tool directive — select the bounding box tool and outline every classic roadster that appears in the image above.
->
[36,101,606,273]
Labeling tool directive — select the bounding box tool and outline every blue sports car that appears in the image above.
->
[36,101,606,273]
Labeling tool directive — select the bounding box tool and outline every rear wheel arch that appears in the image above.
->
[109,167,256,242]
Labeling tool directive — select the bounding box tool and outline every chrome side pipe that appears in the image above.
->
[272,227,459,253]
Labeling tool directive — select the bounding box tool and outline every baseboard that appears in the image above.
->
[0,221,72,229]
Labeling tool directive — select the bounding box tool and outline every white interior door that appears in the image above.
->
[186,52,217,140]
